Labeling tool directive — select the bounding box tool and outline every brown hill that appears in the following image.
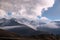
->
[0,29,21,40]
[0,29,20,37]
[0,29,60,40]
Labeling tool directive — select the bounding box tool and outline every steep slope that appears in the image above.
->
[8,26,49,36]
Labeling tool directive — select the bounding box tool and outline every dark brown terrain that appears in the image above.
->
[0,29,60,40]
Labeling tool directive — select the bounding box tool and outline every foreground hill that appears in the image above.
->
[0,29,20,37]
[0,29,21,40]
[0,29,60,40]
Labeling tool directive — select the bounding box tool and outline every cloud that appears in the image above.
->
[44,22,59,28]
[0,0,55,19]
[0,9,7,18]
[38,17,59,29]
[0,0,56,30]
[0,26,22,30]
[40,17,51,23]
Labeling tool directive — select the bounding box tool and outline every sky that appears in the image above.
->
[42,0,60,20]
[0,0,60,30]
[0,0,60,21]
[0,0,55,20]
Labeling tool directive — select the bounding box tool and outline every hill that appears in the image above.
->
[0,29,60,40]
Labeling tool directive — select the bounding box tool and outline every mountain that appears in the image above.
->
[7,26,49,36]
[0,18,49,36]
[0,18,60,35]
[54,21,60,27]
[54,21,60,24]
[39,27,60,35]
[0,18,60,40]
[37,21,60,35]
[0,18,21,26]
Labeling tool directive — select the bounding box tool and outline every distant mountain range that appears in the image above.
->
[0,18,60,35]
[38,21,60,35]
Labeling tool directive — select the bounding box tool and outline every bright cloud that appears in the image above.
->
[0,0,56,30]
[0,0,55,19]
[40,17,51,23]
[0,9,6,18]
[44,22,59,28]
